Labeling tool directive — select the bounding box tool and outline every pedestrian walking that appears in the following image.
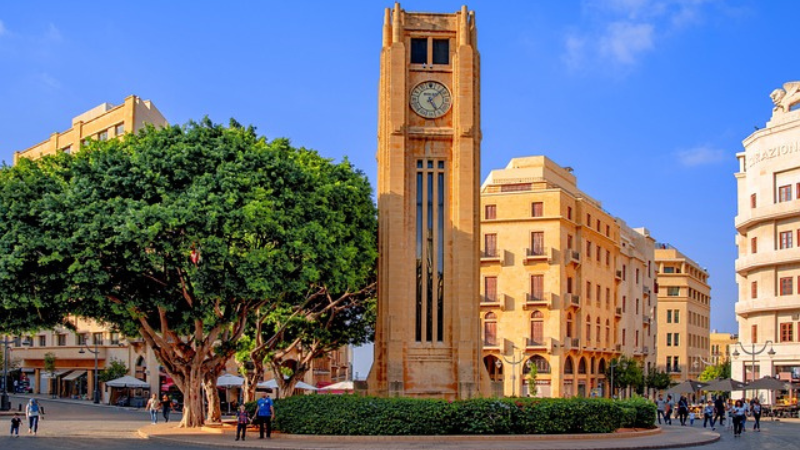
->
[713,396,726,428]
[688,409,696,426]
[10,413,21,437]
[732,400,747,437]
[160,394,173,423]
[234,404,250,441]
[665,395,674,425]
[703,401,715,429]
[146,393,160,424]
[255,392,275,439]
[752,398,762,431]
[677,395,689,426]
[25,398,41,436]
[656,394,667,424]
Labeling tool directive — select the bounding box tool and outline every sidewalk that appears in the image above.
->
[139,423,720,450]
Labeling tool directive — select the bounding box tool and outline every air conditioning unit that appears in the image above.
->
[793,314,800,321]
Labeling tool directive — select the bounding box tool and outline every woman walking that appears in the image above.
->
[160,394,173,423]
[752,398,762,431]
[146,393,160,424]
[25,398,42,436]
[732,400,747,437]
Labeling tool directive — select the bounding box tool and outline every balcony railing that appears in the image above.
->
[483,340,500,348]
[525,247,552,263]
[526,337,550,350]
[480,295,501,304]
[525,292,552,307]
[480,249,503,262]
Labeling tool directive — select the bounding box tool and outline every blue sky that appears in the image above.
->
[0,1,795,376]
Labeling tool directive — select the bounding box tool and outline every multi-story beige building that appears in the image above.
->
[734,81,800,386]
[710,331,737,366]
[479,156,656,398]
[655,245,711,382]
[14,95,168,163]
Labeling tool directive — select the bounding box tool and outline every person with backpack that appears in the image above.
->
[25,398,42,436]
[255,392,275,439]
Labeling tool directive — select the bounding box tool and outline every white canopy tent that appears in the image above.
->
[104,375,150,389]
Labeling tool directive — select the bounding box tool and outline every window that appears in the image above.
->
[605,319,610,344]
[596,219,600,231]
[667,287,680,296]
[57,334,67,346]
[673,357,679,372]
[432,39,449,64]
[587,213,591,225]
[567,234,573,249]
[110,332,120,345]
[596,246,601,262]
[93,332,103,345]
[586,241,592,258]
[779,184,792,202]
[596,317,601,342]
[62,145,72,154]
[567,207,572,220]
[751,281,758,299]
[674,333,680,346]
[751,325,758,343]
[530,275,544,300]
[484,276,497,302]
[530,231,544,256]
[751,237,757,254]
[586,315,591,341]
[77,333,88,346]
[605,250,610,265]
[622,296,627,312]
[636,268,640,284]
[483,312,497,346]
[780,277,793,296]
[667,333,672,346]
[666,356,672,371]
[586,281,592,300]
[531,202,543,217]
[605,225,610,237]
[596,285,601,306]
[622,328,626,345]
[38,335,46,347]
[115,123,125,136]
[751,193,756,208]
[663,267,675,274]
[674,310,680,323]
[485,204,496,220]
[780,231,793,249]
[606,288,611,308]
[567,277,573,294]
[780,322,794,342]
[530,310,544,345]
[635,330,639,347]
[484,233,497,257]
[566,312,573,338]
[622,265,627,281]
[98,130,108,141]
[635,298,640,314]
[410,38,427,64]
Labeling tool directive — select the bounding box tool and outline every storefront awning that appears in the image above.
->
[63,370,87,381]
[41,370,72,379]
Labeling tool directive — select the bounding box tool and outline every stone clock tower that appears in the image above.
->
[368,3,486,399]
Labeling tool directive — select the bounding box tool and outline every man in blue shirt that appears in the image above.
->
[256,392,275,439]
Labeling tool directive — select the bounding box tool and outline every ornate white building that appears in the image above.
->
[734,82,800,393]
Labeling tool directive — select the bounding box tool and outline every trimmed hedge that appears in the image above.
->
[246,395,656,435]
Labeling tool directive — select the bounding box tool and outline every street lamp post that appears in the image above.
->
[609,361,617,399]
[732,340,775,400]
[496,345,529,397]
[1,337,10,411]
[79,341,101,404]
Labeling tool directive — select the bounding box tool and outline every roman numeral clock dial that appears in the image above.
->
[410,81,452,119]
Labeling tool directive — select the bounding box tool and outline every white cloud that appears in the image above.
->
[563,34,587,69]
[599,22,654,65]
[676,145,727,167]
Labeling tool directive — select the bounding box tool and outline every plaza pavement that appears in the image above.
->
[3,394,729,449]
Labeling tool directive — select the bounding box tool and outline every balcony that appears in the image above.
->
[525,292,553,308]
[480,249,503,263]
[480,295,502,306]
[735,295,800,318]
[524,247,553,263]
[615,270,623,281]
[736,247,800,275]
[483,340,500,349]
[526,337,552,352]
[566,250,581,265]
[735,199,800,231]
[564,293,580,308]
[642,346,650,354]
[564,337,580,350]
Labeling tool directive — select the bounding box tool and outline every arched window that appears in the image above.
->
[578,357,587,374]
[530,310,544,345]
[566,312,573,338]
[596,317,601,342]
[484,312,497,346]
[564,356,574,374]
[525,355,551,374]
[483,355,503,382]
[585,315,592,342]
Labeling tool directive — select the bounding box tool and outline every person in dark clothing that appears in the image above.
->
[751,398,762,431]
[234,405,250,441]
[713,396,726,428]
[677,396,689,426]
[160,395,173,423]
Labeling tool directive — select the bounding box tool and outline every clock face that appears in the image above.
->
[410,81,452,118]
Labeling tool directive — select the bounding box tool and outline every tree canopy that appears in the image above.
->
[0,119,377,426]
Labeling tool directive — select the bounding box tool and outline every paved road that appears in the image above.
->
[2,395,799,449]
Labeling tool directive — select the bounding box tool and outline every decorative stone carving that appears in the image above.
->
[770,81,800,114]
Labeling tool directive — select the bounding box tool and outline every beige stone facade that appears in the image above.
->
[710,331,737,366]
[479,156,656,398]
[369,4,487,399]
[654,245,711,382]
[733,81,800,386]
[14,95,167,163]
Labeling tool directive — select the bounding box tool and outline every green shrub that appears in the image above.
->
[264,394,654,435]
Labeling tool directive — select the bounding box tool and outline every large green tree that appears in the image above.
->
[699,361,732,382]
[0,120,377,427]
[605,355,644,397]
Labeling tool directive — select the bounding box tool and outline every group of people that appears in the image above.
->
[145,393,177,424]
[233,392,275,441]
[9,398,43,437]
[656,393,763,437]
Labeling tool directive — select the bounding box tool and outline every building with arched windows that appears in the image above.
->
[479,156,657,397]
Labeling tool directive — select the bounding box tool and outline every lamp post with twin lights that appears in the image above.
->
[732,340,775,399]
[79,341,101,404]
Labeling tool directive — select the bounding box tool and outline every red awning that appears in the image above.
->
[161,382,174,392]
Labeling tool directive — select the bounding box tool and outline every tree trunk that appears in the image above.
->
[172,363,206,428]
[204,374,222,424]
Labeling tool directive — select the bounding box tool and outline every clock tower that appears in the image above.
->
[368,3,486,399]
